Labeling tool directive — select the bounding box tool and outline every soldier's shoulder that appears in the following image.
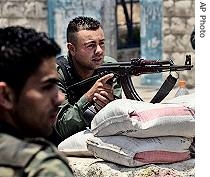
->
[0,134,44,167]
[0,134,74,176]
[25,137,69,163]
[104,56,118,63]
[25,138,74,176]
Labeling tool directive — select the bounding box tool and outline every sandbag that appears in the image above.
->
[91,99,195,138]
[87,135,192,167]
[163,93,195,110]
[58,129,94,157]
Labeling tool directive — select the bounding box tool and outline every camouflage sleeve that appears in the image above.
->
[55,65,89,140]
[25,144,75,177]
[27,158,74,177]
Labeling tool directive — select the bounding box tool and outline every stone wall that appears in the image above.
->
[163,0,195,87]
[0,0,48,32]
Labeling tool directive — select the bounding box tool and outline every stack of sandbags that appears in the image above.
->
[58,94,195,167]
[87,97,195,167]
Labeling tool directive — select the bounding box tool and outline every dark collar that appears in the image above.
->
[0,121,24,139]
[67,55,98,79]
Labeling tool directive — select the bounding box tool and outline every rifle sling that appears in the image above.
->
[150,74,177,103]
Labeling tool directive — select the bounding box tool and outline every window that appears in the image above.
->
[116,0,140,49]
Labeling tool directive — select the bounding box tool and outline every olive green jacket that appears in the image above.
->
[0,122,74,177]
[55,56,122,140]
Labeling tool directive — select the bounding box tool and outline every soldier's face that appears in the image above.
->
[12,57,64,137]
[70,27,105,71]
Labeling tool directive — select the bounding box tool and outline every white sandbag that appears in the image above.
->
[58,129,94,157]
[91,99,195,138]
[87,135,192,167]
[163,93,195,110]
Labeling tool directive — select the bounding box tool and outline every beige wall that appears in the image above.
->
[163,0,195,87]
[0,0,48,32]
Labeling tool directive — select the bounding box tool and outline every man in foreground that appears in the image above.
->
[0,26,74,176]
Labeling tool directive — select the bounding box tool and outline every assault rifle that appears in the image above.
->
[67,55,193,103]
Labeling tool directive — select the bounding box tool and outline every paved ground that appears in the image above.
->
[121,76,195,102]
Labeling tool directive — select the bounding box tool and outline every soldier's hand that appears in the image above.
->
[84,73,114,103]
[93,89,114,111]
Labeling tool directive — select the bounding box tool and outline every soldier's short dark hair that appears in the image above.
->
[66,16,102,43]
[0,26,61,95]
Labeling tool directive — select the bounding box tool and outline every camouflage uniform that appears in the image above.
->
[55,55,122,140]
[0,122,74,177]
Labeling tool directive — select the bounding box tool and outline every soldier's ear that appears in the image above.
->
[0,82,15,109]
[67,42,76,56]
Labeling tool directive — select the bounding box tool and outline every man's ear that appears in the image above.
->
[67,42,76,56]
[0,82,15,109]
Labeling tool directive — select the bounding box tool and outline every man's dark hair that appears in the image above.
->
[0,26,61,95]
[66,16,101,43]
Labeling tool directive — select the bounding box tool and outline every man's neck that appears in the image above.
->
[71,60,94,79]
[77,69,94,80]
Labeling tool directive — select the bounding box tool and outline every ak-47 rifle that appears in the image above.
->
[67,55,193,103]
